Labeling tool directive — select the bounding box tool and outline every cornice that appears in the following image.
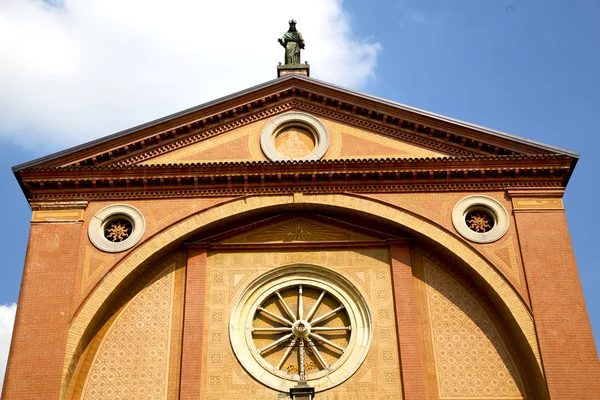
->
[17,155,572,202]
[506,189,565,198]
[30,201,89,211]
[20,153,571,172]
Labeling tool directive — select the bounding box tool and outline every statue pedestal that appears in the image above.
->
[277,63,310,77]
[289,381,315,400]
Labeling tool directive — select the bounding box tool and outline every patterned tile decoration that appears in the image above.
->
[395,195,456,225]
[65,194,541,399]
[483,236,522,284]
[422,257,526,399]
[78,198,226,299]
[81,247,114,293]
[81,266,175,399]
[204,248,402,399]
[360,194,456,227]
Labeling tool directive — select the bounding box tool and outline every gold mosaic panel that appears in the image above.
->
[80,265,177,399]
[203,248,402,400]
[419,257,526,399]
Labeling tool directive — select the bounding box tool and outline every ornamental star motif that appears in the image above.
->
[466,212,492,233]
[105,221,131,242]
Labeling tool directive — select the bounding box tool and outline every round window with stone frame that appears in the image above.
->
[260,112,329,162]
[230,264,372,393]
[452,196,509,243]
[88,204,146,253]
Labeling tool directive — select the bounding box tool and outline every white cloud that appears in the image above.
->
[0,303,17,394]
[0,0,381,151]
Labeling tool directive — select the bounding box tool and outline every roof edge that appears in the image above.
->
[12,75,296,171]
[291,75,579,158]
[12,74,579,172]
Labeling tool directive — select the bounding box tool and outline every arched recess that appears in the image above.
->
[68,251,186,400]
[61,193,543,398]
[411,242,544,399]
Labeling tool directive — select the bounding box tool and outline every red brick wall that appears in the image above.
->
[390,243,427,400]
[515,209,600,399]
[179,248,208,399]
[2,222,82,400]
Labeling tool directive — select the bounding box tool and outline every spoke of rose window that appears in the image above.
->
[305,290,326,322]
[309,332,345,352]
[311,326,351,332]
[258,307,293,326]
[276,338,298,369]
[276,291,296,321]
[252,327,293,332]
[306,337,329,369]
[298,285,304,320]
[310,306,344,325]
[298,338,306,381]
[259,333,294,354]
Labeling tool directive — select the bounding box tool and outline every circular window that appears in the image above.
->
[261,112,329,161]
[452,196,509,243]
[88,205,145,252]
[230,265,372,393]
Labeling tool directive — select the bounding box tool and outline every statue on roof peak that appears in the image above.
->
[278,19,305,65]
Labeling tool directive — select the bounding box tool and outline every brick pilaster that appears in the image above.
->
[512,193,600,399]
[179,247,209,400]
[2,221,82,400]
[389,241,427,400]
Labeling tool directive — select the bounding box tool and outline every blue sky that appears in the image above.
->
[1,0,599,388]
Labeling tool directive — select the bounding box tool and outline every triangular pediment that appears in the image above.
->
[13,75,576,172]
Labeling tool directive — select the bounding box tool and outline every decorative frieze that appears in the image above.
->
[19,155,572,201]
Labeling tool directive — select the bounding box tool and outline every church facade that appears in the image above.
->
[4,71,600,399]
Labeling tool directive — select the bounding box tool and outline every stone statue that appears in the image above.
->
[279,19,305,65]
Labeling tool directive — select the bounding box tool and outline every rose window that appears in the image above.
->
[230,265,372,392]
[252,284,351,380]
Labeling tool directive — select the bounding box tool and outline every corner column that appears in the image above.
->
[180,245,210,400]
[388,240,427,400]
[510,190,600,399]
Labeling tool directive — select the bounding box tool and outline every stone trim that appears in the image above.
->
[229,264,372,392]
[260,112,329,161]
[452,195,509,243]
[88,204,146,253]
[19,154,572,202]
